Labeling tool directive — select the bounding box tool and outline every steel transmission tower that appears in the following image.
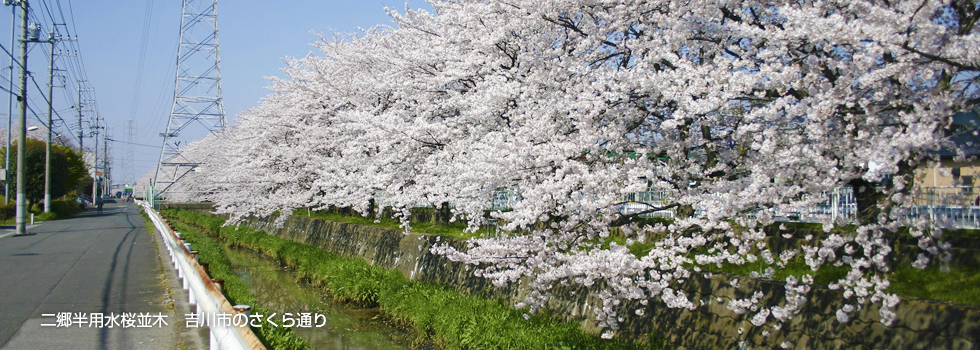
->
[153,0,225,196]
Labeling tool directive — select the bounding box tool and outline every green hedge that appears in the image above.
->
[1,199,81,221]
[44,199,84,218]
[0,203,13,221]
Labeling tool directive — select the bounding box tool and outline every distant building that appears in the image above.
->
[916,109,980,206]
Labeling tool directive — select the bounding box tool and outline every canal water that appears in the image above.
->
[224,246,412,349]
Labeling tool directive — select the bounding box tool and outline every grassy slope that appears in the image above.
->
[164,209,656,350]
[300,209,980,306]
[162,215,311,349]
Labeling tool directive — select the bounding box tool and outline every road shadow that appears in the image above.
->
[74,207,127,218]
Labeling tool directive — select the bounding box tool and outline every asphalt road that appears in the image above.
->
[0,202,201,349]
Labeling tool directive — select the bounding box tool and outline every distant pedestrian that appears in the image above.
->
[97,198,104,214]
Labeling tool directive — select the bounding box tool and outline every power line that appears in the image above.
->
[26,61,79,141]
[129,0,154,122]
[0,41,26,71]
[140,44,178,140]
[37,0,60,30]
[1,1,89,150]
[5,42,79,147]
[106,137,158,148]
[0,82,14,96]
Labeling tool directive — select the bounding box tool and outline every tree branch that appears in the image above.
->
[610,203,681,226]
[901,43,979,71]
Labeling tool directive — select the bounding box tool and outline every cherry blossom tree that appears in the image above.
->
[161,0,979,339]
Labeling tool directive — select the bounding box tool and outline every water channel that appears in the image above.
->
[224,246,412,349]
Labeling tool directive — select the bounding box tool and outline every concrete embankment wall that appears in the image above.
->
[163,203,980,349]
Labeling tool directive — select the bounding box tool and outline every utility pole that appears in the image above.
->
[77,87,83,151]
[124,119,135,184]
[43,30,56,213]
[91,116,99,203]
[4,2,16,205]
[102,127,109,196]
[7,0,28,236]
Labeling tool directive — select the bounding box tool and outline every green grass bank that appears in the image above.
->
[160,204,980,349]
[297,207,980,306]
[161,209,652,350]
[150,210,311,349]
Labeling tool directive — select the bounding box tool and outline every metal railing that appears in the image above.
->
[363,185,980,229]
[910,186,980,206]
[141,201,265,350]
[618,189,676,219]
[617,186,980,229]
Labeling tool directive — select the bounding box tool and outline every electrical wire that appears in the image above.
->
[129,0,155,122]
[105,137,159,148]
[0,42,26,71]
[2,42,81,146]
[28,60,72,122]
[0,83,15,96]
[0,1,95,151]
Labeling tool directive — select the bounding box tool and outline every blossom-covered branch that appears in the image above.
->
[142,0,979,339]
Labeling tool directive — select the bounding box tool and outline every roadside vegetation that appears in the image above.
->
[162,209,659,350]
[692,246,980,305]
[0,196,84,223]
[139,208,196,350]
[0,137,91,224]
[1,139,92,210]
[299,208,980,306]
[160,213,311,350]
[292,207,488,240]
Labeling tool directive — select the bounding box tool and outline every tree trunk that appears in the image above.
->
[849,162,914,226]
[439,202,451,224]
[676,204,695,220]
[849,178,882,225]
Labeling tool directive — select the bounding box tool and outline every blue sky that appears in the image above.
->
[1,0,434,184]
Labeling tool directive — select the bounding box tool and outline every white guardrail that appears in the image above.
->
[140,201,265,350]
